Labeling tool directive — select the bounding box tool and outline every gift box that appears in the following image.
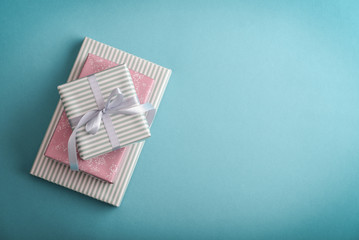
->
[58,64,151,160]
[31,37,172,206]
[44,54,154,183]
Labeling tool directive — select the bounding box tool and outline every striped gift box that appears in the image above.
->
[30,37,172,206]
[58,65,150,160]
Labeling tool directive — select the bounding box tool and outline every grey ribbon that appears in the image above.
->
[67,74,156,171]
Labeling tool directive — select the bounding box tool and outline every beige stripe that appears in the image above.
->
[128,54,135,69]
[47,161,59,181]
[133,57,140,72]
[145,63,155,80]
[54,164,65,183]
[74,172,85,192]
[139,59,147,73]
[94,180,105,199]
[59,163,71,186]
[122,52,130,64]
[89,178,101,196]
[83,176,95,195]
[103,45,110,59]
[109,49,117,63]
[97,43,105,59]
[91,41,101,62]
[78,173,89,192]
[117,51,124,63]
[67,168,82,189]
[42,158,54,179]
[53,162,65,182]
[108,48,115,61]
[142,61,149,75]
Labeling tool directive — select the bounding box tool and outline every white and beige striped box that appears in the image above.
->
[30,37,172,206]
[58,64,150,160]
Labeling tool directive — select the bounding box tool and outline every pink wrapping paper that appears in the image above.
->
[45,53,154,183]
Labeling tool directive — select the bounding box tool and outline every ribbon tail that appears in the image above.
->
[68,126,80,171]
[146,107,156,127]
[68,110,99,171]
[86,111,102,134]
[112,102,156,127]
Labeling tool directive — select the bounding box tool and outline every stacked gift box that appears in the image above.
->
[31,37,172,206]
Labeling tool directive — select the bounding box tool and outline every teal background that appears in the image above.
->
[1,0,359,239]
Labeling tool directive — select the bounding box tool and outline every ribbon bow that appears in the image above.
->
[68,87,155,171]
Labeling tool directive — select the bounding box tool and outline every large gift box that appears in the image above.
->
[58,64,151,160]
[30,37,172,206]
[44,54,154,183]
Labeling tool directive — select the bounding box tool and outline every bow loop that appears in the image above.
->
[84,88,124,135]
[105,88,124,110]
[85,110,103,135]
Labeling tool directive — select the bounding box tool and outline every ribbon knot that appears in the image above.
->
[84,88,126,135]
[67,77,156,171]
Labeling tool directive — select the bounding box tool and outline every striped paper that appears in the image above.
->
[58,65,150,160]
[30,37,172,206]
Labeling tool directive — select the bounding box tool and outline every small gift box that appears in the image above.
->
[45,54,154,182]
[58,64,154,169]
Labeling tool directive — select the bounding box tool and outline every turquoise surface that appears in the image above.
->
[1,0,359,239]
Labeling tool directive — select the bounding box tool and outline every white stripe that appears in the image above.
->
[55,164,65,183]
[97,44,105,58]
[127,55,135,69]
[95,181,105,199]
[108,48,116,62]
[48,161,59,181]
[139,59,146,73]
[132,57,140,72]
[117,51,124,63]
